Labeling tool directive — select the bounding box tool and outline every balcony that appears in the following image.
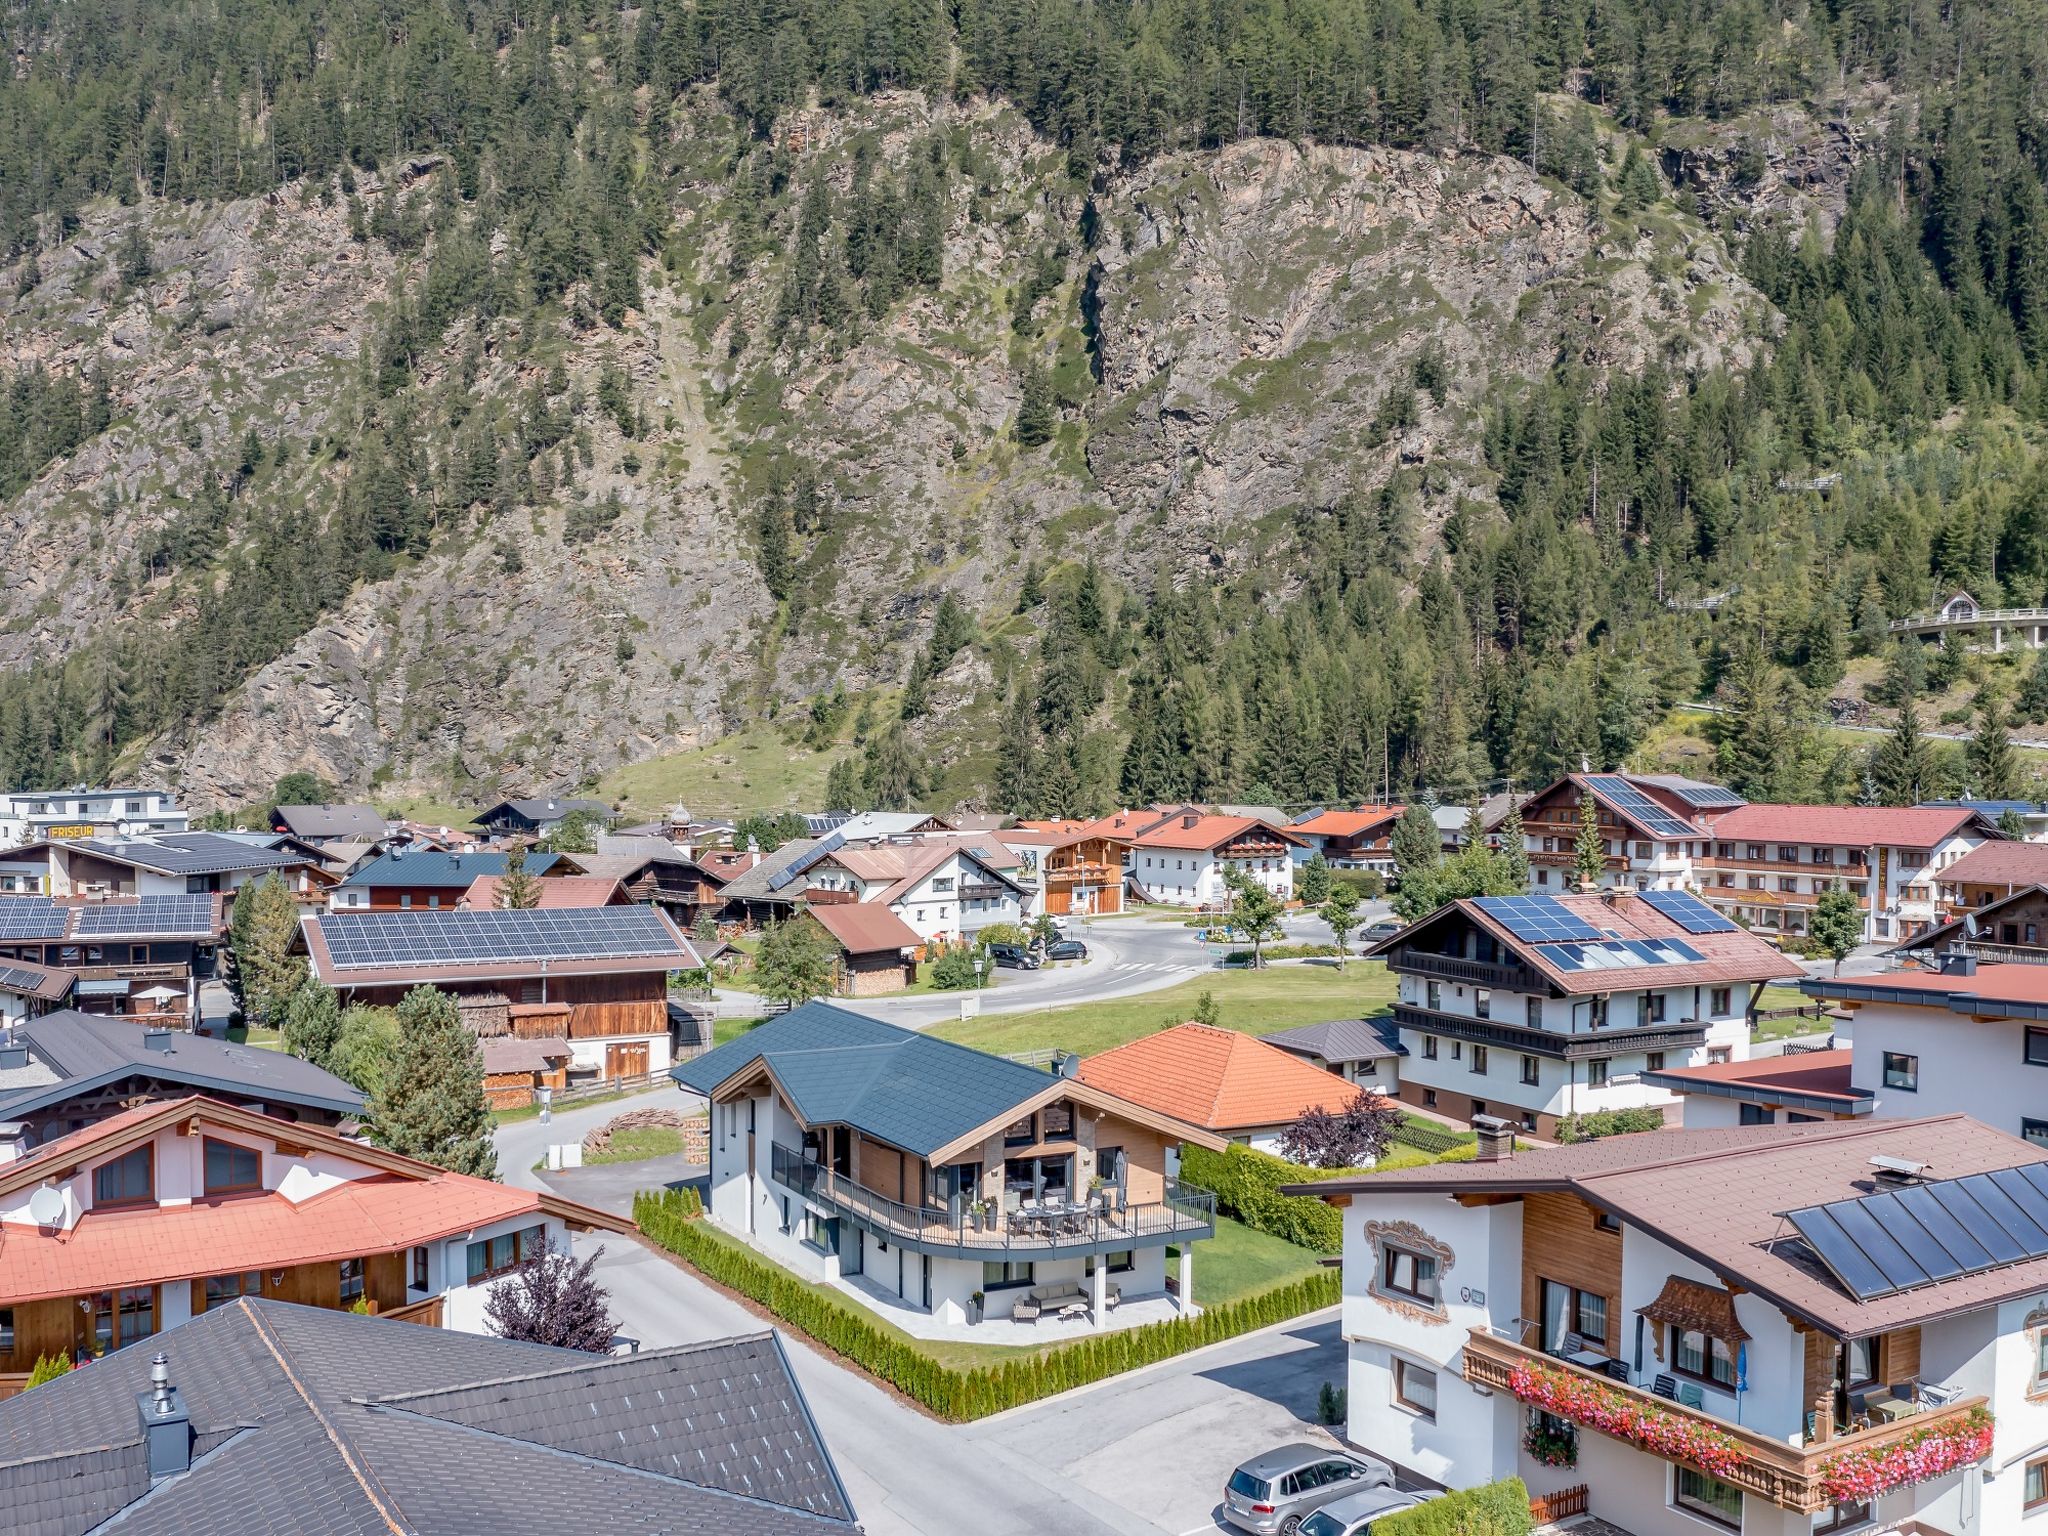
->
[1393,1004,1708,1061]
[1460,1327,1989,1514]
[957,882,1011,902]
[769,1145,1215,1260]
[1393,950,1551,995]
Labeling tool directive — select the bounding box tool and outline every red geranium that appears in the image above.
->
[1507,1363,1746,1478]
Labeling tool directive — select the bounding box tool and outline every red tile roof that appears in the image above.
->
[458,875,627,909]
[1076,1023,1362,1132]
[1126,815,1304,852]
[1708,803,1989,847]
[1937,840,2048,889]
[1290,807,1405,839]
[805,902,922,955]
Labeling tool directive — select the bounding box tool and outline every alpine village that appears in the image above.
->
[25,4,2048,1536]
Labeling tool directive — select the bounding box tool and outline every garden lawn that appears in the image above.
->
[932,962,1396,1057]
[223,1024,285,1052]
[1185,1216,1330,1310]
[587,1126,686,1164]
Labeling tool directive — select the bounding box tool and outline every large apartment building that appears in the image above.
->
[1499,776,2000,944]
[1365,890,1795,1136]
[1301,1114,2048,1536]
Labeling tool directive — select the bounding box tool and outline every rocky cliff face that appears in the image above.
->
[0,95,1775,808]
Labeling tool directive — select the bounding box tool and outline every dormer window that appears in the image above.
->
[93,1145,153,1207]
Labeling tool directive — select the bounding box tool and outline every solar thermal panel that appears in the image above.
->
[1890,1184,2001,1271]
[1823,1198,1933,1292]
[1788,1163,2048,1302]
[1861,1196,1969,1281]
[1787,1205,1896,1301]
[1945,1174,2048,1258]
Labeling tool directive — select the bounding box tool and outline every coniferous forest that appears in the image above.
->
[7,0,2048,810]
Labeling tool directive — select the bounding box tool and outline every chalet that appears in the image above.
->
[472,796,611,838]
[1896,883,2048,964]
[1300,1115,2048,1536]
[0,787,187,848]
[1124,812,1303,908]
[299,905,701,1083]
[328,846,577,912]
[270,802,386,844]
[802,841,1027,944]
[1365,890,1796,1136]
[568,832,734,928]
[1002,819,1129,916]
[1288,806,1406,873]
[0,1011,364,1145]
[804,902,921,996]
[1077,1023,1369,1158]
[0,894,224,1031]
[1929,839,2048,918]
[0,1302,858,1533]
[676,1003,1225,1330]
[7,832,316,899]
[828,811,955,840]
[713,837,821,928]
[0,1095,624,1380]
[1496,772,1741,894]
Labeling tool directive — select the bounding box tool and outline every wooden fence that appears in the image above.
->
[1529,1484,1590,1523]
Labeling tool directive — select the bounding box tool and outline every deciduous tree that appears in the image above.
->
[755,914,837,1006]
[483,1236,619,1352]
[1278,1090,1402,1169]
[1811,881,1865,972]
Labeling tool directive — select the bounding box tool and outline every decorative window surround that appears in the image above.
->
[1365,1218,1455,1326]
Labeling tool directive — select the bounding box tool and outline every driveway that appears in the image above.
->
[572,1227,1343,1536]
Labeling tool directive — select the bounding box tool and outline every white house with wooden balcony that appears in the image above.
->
[1365,891,1797,1138]
[672,1002,1226,1333]
[800,841,1027,946]
[1123,812,1303,908]
[1295,1113,2048,1536]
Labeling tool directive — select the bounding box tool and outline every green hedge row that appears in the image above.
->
[1373,1477,1532,1535]
[1177,1142,1355,1252]
[633,1189,1339,1420]
[1554,1106,1666,1143]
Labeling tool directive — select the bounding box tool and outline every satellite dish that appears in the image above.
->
[28,1184,65,1227]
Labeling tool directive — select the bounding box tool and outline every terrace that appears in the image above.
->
[1461,1327,1989,1515]
[770,1144,1215,1260]
[1392,1004,1709,1060]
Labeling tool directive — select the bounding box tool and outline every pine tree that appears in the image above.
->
[1391,804,1440,885]
[231,873,308,1030]
[1498,798,1531,889]
[1870,700,1940,807]
[1300,851,1332,905]
[372,985,498,1179]
[1016,363,1056,447]
[824,755,863,812]
[1968,694,2021,799]
[1572,790,1606,890]
[497,845,542,908]
[282,979,342,1068]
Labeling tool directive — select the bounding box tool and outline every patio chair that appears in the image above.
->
[1919,1382,1962,1409]
[1560,1331,1587,1358]
[1602,1359,1630,1383]
[1651,1375,1678,1401]
[1677,1384,1705,1412]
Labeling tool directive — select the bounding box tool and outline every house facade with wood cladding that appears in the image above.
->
[0,1096,623,1391]
[1296,1115,2048,1536]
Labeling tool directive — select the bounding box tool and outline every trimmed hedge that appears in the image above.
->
[1372,1477,1532,1535]
[1178,1142,1355,1252]
[1554,1107,1665,1143]
[633,1188,1338,1420]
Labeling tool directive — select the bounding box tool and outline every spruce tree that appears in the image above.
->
[282,979,342,1068]
[1572,790,1606,890]
[1015,364,1056,447]
[823,755,863,812]
[497,845,542,909]
[232,873,308,1030]
[1391,804,1440,885]
[1498,798,1531,889]
[1870,700,1940,807]
[1968,694,2021,799]
[1300,851,1332,905]
[373,986,498,1179]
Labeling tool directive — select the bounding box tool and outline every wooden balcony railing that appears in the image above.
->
[1393,1005,1709,1061]
[371,1294,446,1326]
[1460,1327,1989,1514]
[1393,950,1551,995]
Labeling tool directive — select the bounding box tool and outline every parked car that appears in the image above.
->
[1358,918,1404,943]
[1222,1445,1393,1535]
[1044,939,1088,962]
[985,943,1041,970]
[1298,1487,1442,1536]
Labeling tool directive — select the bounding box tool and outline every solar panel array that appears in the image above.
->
[1472,895,1603,944]
[769,830,846,892]
[0,901,71,940]
[1659,781,1746,809]
[1583,775,1701,840]
[75,894,216,935]
[0,963,54,995]
[1638,889,1738,935]
[320,907,685,971]
[1787,1163,2048,1302]
[1545,936,1705,972]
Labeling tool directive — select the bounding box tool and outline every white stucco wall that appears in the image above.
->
[1848,1001,2048,1144]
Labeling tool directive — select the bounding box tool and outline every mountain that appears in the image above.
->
[4,0,2047,814]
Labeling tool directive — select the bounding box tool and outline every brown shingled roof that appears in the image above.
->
[805,902,922,956]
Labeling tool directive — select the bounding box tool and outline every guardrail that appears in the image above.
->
[1891,605,2048,632]
[769,1144,1215,1255]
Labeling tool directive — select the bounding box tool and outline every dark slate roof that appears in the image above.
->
[672,1000,1053,1156]
[1258,1017,1405,1066]
[338,848,573,889]
[714,839,821,903]
[476,797,610,824]
[272,804,386,841]
[0,1011,365,1123]
[69,832,311,877]
[0,1300,857,1536]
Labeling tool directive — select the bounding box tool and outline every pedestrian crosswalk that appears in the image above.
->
[1111,961,1209,977]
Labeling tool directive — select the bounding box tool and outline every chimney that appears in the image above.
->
[137,1353,192,1481]
[142,1029,173,1053]
[1939,945,1978,977]
[1472,1114,1514,1163]
[0,1122,28,1164]
[1182,813,1200,829]
[0,1041,25,1070]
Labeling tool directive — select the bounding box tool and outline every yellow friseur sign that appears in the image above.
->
[47,825,98,839]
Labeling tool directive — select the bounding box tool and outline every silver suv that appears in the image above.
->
[1299,1487,1443,1536]
[1222,1445,1393,1535]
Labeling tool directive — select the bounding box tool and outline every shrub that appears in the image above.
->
[633,1188,1338,1419]
[1221,943,1349,963]
[1554,1107,1666,1143]
[976,922,1029,948]
[1317,1380,1347,1425]
[1177,1142,1354,1252]
[25,1352,71,1389]
[928,942,987,990]
[1333,869,1386,900]
[1370,1478,1532,1536]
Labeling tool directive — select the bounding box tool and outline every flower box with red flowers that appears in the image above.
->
[1507,1363,1746,1477]
[1815,1407,1995,1504]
